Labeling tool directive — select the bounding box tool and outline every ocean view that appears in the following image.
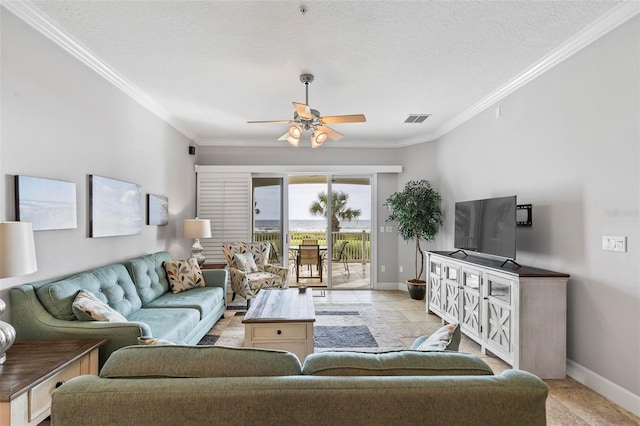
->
[256,219,370,232]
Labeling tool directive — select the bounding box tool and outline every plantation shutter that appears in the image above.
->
[196,172,251,264]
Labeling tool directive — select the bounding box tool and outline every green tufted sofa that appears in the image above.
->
[51,345,549,426]
[10,251,227,367]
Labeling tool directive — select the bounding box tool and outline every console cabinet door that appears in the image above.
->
[460,267,482,341]
[427,257,444,315]
[484,273,514,362]
[442,263,460,324]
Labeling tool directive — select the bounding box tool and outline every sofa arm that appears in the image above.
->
[262,264,289,287]
[202,269,228,305]
[202,269,228,289]
[227,267,252,299]
[11,285,149,367]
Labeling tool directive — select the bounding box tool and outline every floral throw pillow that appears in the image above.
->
[72,289,128,322]
[233,252,259,273]
[137,337,176,346]
[164,258,206,293]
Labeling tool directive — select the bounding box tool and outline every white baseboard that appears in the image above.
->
[374,282,406,291]
[567,359,640,417]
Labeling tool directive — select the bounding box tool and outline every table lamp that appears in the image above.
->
[0,221,38,364]
[183,218,211,267]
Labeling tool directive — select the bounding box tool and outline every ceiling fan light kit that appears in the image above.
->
[248,73,366,148]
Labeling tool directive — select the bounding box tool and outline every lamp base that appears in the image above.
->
[191,239,206,267]
[0,298,15,365]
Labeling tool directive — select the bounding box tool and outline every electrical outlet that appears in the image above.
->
[380,226,385,233]
[380,265,386,272]
[386,226,392,232]
[399,266,403,273]
[602,236,627,252]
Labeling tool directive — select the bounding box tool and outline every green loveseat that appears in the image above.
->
[10,251,227,366]
[51,345,549,425]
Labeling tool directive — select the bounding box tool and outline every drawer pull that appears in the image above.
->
[277,330,282,335]
[55,381,65,388]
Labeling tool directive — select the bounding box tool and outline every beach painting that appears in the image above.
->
[15,175,77,231]
[147,193,168,225]
[90,175,142,237]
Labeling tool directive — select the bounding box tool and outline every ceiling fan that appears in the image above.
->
[247,74,366,148]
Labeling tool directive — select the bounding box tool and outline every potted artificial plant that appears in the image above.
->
[384,180,443,300]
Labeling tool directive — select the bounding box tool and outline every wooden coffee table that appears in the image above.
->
[242,288,316,361]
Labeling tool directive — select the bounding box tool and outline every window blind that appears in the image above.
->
[196,172,251,264]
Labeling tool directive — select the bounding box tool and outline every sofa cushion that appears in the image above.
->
[412,323,461,351]
[100,346,302,378]
[142,286,224,319]
[164,258,205,293]
[302,350,494,376]
[72,289,128,322]
[126,307,200,343]
[35,264,142,321]
[125,252,171,305]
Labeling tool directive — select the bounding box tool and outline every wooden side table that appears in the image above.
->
[0,339,105,425]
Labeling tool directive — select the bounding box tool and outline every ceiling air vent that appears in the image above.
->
[404,114,431,123]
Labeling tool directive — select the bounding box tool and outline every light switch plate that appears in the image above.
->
[602,236,626,252]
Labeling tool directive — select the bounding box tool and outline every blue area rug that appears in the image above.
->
[314,325,378,348]
[316,311,359,316]
[197,335,219,345]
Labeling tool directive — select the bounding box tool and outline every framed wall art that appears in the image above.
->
[147,193,168,225]
[89,175,142,237]
[15,175,77,231]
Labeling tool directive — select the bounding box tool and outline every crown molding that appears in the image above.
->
[401,0,640,146]
[1,0,198,143]
[197,138,403,149]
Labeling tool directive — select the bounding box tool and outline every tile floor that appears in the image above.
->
[220,289,640,426]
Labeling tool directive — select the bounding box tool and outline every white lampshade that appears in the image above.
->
[183,218,211,239]
[0,222,38,279]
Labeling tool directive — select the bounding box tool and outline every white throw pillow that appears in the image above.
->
[72,289,128,322]
[416,324,459,351]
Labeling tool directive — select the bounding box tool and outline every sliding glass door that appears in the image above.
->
[329,176,372,289]
[252,177,284,265]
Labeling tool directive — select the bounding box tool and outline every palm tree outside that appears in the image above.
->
[309,191,361,232]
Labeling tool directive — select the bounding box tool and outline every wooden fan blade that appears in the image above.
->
[320,114,366,124]
[247,119,294,124]
[293,102,312,119]
[317,125,344,141]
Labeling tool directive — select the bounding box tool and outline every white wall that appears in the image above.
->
[0,9,197,320]
[401,15,640,402]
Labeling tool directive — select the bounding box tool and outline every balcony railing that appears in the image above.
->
[253,231,370,264]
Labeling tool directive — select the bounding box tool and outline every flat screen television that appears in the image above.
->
[454,195,517,260]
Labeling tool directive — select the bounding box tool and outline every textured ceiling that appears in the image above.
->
[22,0,628,147]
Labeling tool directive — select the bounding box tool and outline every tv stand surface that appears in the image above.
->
[426,250,569,379]
[429,251,568,278]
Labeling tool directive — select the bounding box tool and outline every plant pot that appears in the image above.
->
[407,280,426,300]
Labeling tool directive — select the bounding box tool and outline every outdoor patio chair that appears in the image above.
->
[296,244,323,282]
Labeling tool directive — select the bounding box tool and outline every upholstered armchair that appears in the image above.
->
[222,242,289,307]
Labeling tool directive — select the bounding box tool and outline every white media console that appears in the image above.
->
[426,250,569,379]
